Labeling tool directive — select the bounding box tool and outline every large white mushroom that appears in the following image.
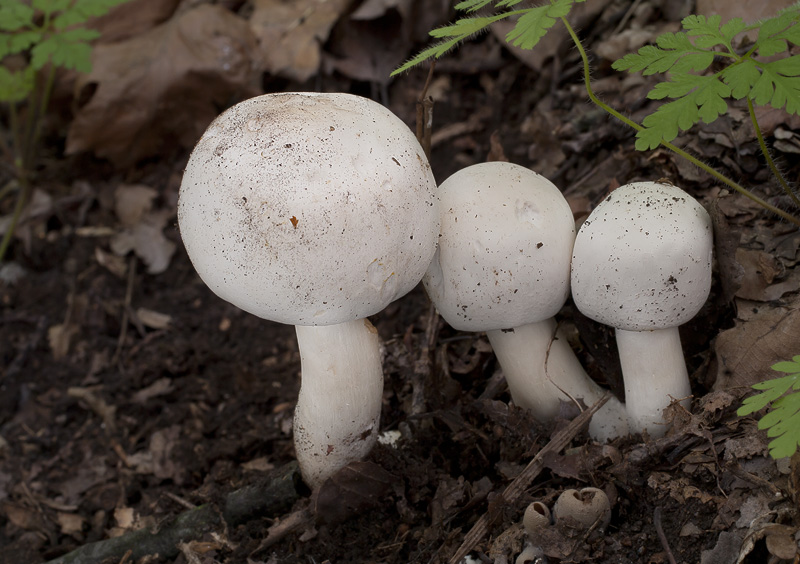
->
[571,181,713,438]
[178,92,439,487]
[423,162,628,441]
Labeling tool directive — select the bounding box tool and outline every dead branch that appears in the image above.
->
[447,393,611,564]
[44,462,303,564]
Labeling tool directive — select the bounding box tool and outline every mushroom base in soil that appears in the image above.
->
[177,92,439,489]
[486,318,629,442]
[570,181,712,439]
[615,327,691,436]
[293,319,384,488]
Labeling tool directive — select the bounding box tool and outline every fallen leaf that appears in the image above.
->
[132,377,174,404]
[2,502,43,531]
[135,308,172,330]
[249,0,350,82]
[66,4,259,166]
[242,457,275,472]
[48,323,80,360]
[110,209,176,274]
[94,247,128,278]
[324,0,408,84]
[57,512,85,537]
[115,184,157,227]
[696,0,796,23]
[490,0,611,71]
[91,0,181,44]
[714,295,800,390]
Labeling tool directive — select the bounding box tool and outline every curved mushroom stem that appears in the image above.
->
[486,318,628,441]
[293,318,383,488]
[615,327,692,438]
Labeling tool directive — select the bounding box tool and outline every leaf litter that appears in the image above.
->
[2,0,800,563]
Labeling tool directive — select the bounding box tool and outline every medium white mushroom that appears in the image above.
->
[178,92,439,487]
[571,181,713,438]
[423,162,628,441]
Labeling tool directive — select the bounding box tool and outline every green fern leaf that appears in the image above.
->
[636,74,731,149]
[722,60,762,99]
[430,15,506,39]
[750,55,800,114]
[0,0,35,31]
[738,357,800,459]
[454,0,494,12]
[506,6,554,49]
[392,36,464,75]
[0,65,34,102]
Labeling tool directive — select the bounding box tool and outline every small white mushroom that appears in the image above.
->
[553,487,611,530]
[423,161,628,441]
[178,92,439,487]
[571,181,713,437]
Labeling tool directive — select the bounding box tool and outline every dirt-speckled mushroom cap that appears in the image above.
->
[178,92,439,326]
[422,162,575,332]
[571,181,712,331]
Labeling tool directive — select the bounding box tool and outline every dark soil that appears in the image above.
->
[2,3,799,564]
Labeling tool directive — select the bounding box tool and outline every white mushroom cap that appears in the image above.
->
[423,162,575,331]
[178,92,438,326]
[571,181,712,331]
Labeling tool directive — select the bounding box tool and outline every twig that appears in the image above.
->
[447,393,611,564]
[113,256,137,364]
[43,462,302,564]
[416,61,436,159]
[653,507,678,564]
[411,301,439,415]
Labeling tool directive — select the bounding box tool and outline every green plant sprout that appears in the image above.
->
[0,0,130,262]
[392,0,800,227]
[738,357,800,459]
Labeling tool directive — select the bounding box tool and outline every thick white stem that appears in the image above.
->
[615,327,692,438]
[293,318,383,488]
[486,318,628,441]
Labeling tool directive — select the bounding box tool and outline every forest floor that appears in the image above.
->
[2,0,800,563]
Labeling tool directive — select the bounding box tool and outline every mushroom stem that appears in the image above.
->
[615,327,692,438]
[486,318,628,441]
[293,318,383,488]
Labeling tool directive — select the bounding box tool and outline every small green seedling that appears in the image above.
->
[0,0,130,262]
[393,0,800,226]
[738,356,800,459]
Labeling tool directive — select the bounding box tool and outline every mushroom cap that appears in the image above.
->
[423,162,575,332]
[571,181,712,331]
[178,92,439,326]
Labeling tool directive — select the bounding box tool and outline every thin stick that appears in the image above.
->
[447,393,611,564]
[653,507,678,564]
[416,61,436,160]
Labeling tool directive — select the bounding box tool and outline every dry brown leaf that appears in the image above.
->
[491,0,611,71]
[713,295,800,390]
[132,377,174,404]
[48,323,80,360]
[66,5,259,166]
[110,209,176,274]
[91,0,180,44]
[250,0,351,82]
[115,184,157,227]
[135,307,172,330]
[324,0,408,84]
[57,512,85,537]
[697,0,796,23]
[94,247,128,278]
